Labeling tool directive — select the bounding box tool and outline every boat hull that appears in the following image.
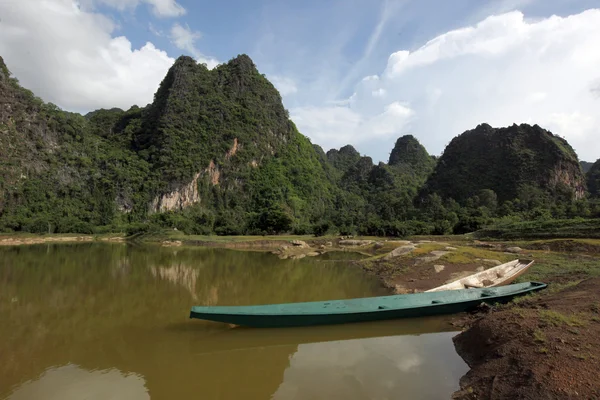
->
[426,259,535,292]
[190,281,547,328]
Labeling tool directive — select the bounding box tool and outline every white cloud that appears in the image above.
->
[91,0,185,18]
[169,23,220,69]
[0,0,177,111]
[292,9,600,162]
[269,75,298,96]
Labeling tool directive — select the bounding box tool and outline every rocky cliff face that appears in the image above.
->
[421,123,586,203]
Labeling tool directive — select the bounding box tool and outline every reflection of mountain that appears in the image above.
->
[272,332,468,400]
[148,263,200,301]
[7,364,149,400]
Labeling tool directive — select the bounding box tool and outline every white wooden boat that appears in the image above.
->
[425,259,534,292]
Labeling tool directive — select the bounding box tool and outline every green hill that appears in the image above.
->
[421,123,586,204]
[0,53,597,236]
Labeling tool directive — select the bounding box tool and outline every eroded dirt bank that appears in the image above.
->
[452,278,600,399]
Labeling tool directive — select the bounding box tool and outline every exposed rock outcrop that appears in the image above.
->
[151,172,201,213]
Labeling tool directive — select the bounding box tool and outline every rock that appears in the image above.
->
[482,259,502,266]
[473,240,497,248]
[417,240,432,243]
[445,246,457,251]
[291,254,306,260]
[388,240,412,245]
[339,239,374,246]
[281,245,289,250]
[476,266,485,272]
[319,244,326,249]
[506,247,523,254]
[434,265,445,273]
[162,240,182,247]
[306,252,320,257]
[373,242,385,249]
[383,245,416,260]
[278,254,289,260]
[325,242,333,247]
[431,250,450,257]
[291,240,309,248]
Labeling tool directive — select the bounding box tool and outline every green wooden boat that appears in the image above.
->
[189,281,546,328]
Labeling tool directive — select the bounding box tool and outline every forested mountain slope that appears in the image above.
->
[0,54,597,236]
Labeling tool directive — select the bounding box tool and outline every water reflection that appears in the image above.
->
[7,364,149,400]
[273,332,466,400]
[0,243,467,400]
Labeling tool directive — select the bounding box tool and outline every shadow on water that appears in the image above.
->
[0,243,468,400]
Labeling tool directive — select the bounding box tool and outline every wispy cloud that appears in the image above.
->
[169,23,219,68]
[90,0,186,18]
[335,0,406,99]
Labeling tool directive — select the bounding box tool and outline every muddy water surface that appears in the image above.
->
[0,243,468,399]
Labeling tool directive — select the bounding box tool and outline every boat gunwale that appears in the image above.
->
[190,281,547,317]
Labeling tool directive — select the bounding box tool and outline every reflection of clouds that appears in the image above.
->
[395,354,422,372]
[7,364,149,400]
[272,332,467,400]
[149,263,200,301]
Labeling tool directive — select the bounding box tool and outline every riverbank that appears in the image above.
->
[452,277,600,399]
[0,234,127,246]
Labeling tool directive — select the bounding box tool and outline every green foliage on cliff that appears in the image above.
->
[0,53,597,238]
[587,159,600,198]
[581,161,594,174]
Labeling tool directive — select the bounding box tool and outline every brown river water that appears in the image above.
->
[0,243,468,399]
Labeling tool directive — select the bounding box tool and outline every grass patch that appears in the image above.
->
[439,245,513,264]
[533,329,546,343]
[410,243,447,256]
[475,218,600,240]
[544,280,582,295]
[537,347,549,354]
[511,292,540,305]
[539,310,588,327]
[513,251,600,284]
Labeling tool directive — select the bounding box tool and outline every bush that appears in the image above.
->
[292,222,312,235]
[23,216,52,234]
[312,221,331,237]
[124,222,162,236]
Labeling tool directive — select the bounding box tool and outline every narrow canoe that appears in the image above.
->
[425,259,534,292]
[189,281,546,328]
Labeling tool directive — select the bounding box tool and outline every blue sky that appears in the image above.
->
[1,0,599,162]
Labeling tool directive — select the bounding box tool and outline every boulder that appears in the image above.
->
[434,265,445,273]
[506,247,522,254]
[339,240,374,246]
[383,245,416,260]
[291,240,309,248]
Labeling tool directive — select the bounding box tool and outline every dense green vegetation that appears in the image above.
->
[581,161,594,174]
[587,159,600,198]
[0,54,598,239]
